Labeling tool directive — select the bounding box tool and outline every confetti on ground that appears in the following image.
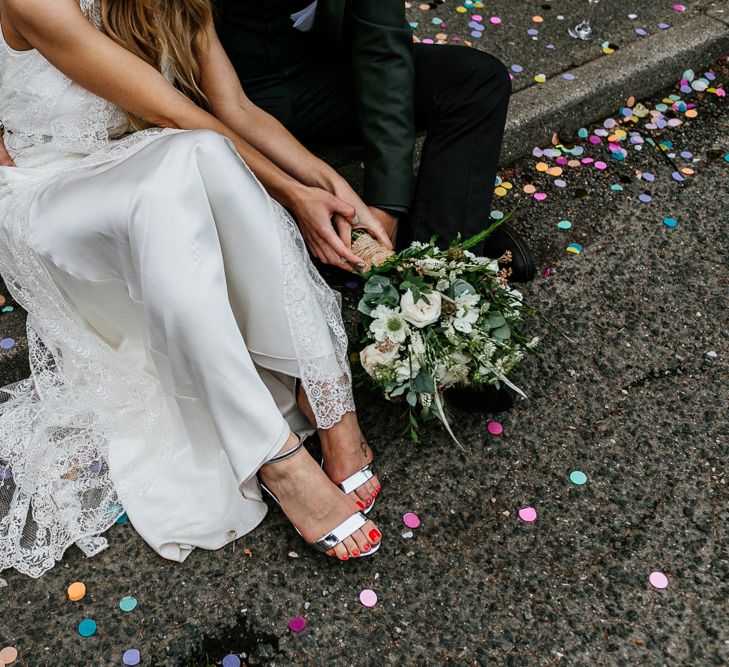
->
[359,589,378,607]
[288,616,307,633]
[518,507,538,522]
[663,217,678,227]
[649,571,669,589]
[403,512,421,529]
[0,647,18,665]
[0,338,15,350]
[116,512,128,525]
[119,596,137,612]
[569,471,588,485]
[67,582,86,602]
[401,530,414,539]
[557,220,572,230]
[487,421,503,435]
[122,649,141,666]
[566,243,583,254]
[77,619,97,637]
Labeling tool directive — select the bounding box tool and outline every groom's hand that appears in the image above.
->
[0,131,16,167]
[366,207,399,247]
[290,186,366,271]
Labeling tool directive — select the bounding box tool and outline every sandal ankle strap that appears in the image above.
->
[266,435,306,464]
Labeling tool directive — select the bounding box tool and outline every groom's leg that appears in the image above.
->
[241,60,360,150]
[410,46,526,259]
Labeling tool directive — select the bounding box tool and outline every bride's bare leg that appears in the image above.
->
[259,432,382,560]
[296,385,381,508]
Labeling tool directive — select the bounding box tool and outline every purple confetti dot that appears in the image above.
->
[122,649,141,666]
[0,338,15,350]
[643,172,655,182]
[639,194,652,203]
[672,171,686,182]
[563,73,575,81]
[527,28,539,36]
[658,22,670,29]
[511,64,523,73]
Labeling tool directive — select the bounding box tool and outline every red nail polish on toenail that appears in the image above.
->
[352,550,360,557]
[356,500,365,510]
[376,487,381,493]
[363,543,371,551]
[368,529,381,542]
[365,498,371,506]
[341,553,349,560]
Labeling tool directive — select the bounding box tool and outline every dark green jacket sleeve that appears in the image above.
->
[336,0,417,209]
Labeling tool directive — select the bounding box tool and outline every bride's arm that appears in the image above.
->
[198,22,394,250]
[3,0,367,268]
[0,130,15,167]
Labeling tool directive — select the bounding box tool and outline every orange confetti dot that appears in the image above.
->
[685,109,698,118]
[681,167,695,175]
[523,184,537,194]
[435,33,447,40]
[535,162,549,172]
[532,15,544,22]
[568,160,581,168]
[547,166,563,177]
[627,96,636,107]
[68,582,86,601]
[0,647,18,665]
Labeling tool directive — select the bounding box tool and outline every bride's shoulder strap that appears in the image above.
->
[79,0,102,28]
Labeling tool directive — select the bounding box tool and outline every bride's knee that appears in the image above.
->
[168,129,234,161]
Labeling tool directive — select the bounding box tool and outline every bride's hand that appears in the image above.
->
[290,185,366,271]
[0,131,16,167]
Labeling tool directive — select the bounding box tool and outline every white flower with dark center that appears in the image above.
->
[369,305,409,344]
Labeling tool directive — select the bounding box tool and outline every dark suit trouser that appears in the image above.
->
[240,44,511,252]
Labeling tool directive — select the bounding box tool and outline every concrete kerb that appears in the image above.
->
[502,3,729,162]
[324,4,729,179]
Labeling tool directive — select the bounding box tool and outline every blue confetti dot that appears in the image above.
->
[663,217,678,228]
[610,184,624,191]
[490,210,504,220]
[723,154,729,163]
[116,512,128,525]
[570,470,588,485]
[78,619,97,637]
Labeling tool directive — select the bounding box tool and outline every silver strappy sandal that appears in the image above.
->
[260,438,381,558]
[323,460,378,514]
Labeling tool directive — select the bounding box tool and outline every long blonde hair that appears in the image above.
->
[100,0,212,125]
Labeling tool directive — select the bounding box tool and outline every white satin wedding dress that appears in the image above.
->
[0,0,355,577]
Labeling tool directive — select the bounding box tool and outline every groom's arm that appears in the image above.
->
[0,131,15,167]
[348,0,416,211]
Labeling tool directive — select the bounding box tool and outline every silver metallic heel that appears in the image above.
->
[259,436,381,558]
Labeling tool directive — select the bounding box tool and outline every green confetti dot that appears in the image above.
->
[490,210,504,220]
[570,470,588,485]
[557,220,572,230]
[119,596,138,612]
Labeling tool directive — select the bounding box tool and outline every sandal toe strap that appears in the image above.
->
[338,464,375,495]
[313,512,368,552]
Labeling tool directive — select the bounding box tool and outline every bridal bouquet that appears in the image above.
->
[352,217,538,443]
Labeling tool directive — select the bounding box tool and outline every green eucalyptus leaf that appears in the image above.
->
[492,324,511,340]
[406,391,418,407]
[411,371,436,394]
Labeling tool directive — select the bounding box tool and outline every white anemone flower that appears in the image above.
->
[369,305,409,344]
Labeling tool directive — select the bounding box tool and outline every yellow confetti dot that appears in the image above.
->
[568,160,581,168]
[474,1,484,7]
[523,184,537,194]
[534,74,546,83]
[456,5,467,12]
[494,186,508,197]
[615,129,627,139]
[532,15,544,22]
[547,166,563,177]
[685,109,698,118]
[602,47,615,54]
[566,246,580,254]
[535,162,549,172]
[502,181,513,190]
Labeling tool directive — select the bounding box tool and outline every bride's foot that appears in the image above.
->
[259,433,382,560]
[296,384,381,508]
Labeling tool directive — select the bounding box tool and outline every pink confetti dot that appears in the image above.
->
[487,421,503,435]
[673,3,686,11]
[518,506,538,522]
[489,16,502,25]
[533,192,547,201]
[403,512,421,529]
[472,14,482,21]
[359,589,378,607]
[594,161,608,170]
[288,616,307,632]
[649,571,669,589]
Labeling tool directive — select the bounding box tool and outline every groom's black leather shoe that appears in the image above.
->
[483,223,536,283]
[447,384,516,414]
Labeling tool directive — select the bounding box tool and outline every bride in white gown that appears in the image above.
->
[0,0,389,577]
